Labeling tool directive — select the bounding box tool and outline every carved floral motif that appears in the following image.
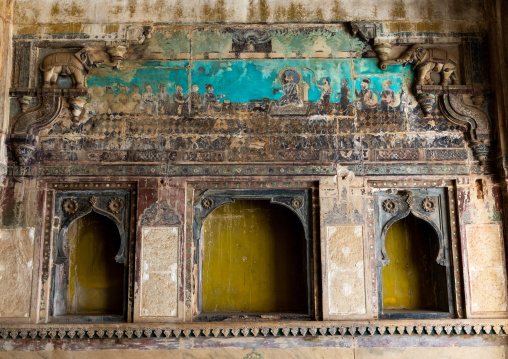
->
[291,197,303,209]
[108,198,124,214]
[62,198,79,214]
[201,197,214,209]
[382,199,398,213]
[421,197,436,213]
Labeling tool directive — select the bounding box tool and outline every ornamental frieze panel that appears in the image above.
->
[9,25,492,168]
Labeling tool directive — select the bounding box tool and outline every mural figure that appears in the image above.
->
[172,85,187,115]
[355,78,378,110]
[375,79,399,110]
[113,86,129,113]
[141,84,157,115]
[315,78,332,113]
[274,70,303,107]
[103,86,115,113]
[156,84,171,114]
[190,84,202,115]
[128,85,142,114]
[203,84,225,112]
[399,83,417,114]
[336,79,351,114]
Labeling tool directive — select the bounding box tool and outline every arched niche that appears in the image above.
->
[193,189,313,320]
[53,211,125,317]
[374,188,454,318]
[51,190,131,321]
[382,213,449,313]
[202,200,307,314]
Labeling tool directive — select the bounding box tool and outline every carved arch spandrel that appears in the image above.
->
[54,191,131,264]
[375,189,450,268]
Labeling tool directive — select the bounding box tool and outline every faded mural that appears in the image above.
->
[9,25,489,167]
[85,59,410,117]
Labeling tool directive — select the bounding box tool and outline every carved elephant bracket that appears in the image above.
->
[374,42,461,116]
[40,46,126,89]
[9,88,88,165]
[374,188,450,268]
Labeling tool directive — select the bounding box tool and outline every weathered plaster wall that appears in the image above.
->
[2,0,508,356]
[13,0,486,34]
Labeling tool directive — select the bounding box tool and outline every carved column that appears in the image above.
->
[0,0,14,183]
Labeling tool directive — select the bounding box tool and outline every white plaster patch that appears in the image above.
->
[140,226,179,317]
[466,223,508,314]
[326,225,366,316]
[0,228,35,318]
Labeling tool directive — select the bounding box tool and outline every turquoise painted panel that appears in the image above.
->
[190,59,352,103]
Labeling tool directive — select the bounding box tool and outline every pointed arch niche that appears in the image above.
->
[49,187,134,323]
[374,188,454,319]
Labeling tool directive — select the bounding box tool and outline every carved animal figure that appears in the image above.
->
[40,48,120,89]
[381,44,457,86]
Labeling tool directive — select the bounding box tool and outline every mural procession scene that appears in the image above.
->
[85,60,410,117]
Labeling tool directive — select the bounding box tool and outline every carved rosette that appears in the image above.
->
[421,197,436,213]
[62,198,79,214]
[382,199,398,213]
[291,197,304,209]
[108,198,124,214]
[201,198,214,209]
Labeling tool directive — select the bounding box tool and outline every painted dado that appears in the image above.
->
[0,10,508,357]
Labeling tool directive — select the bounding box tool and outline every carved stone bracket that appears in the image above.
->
[9,89,88,165]
[375,42,492,163]
[439,94,491,164]
[8,89,88,165]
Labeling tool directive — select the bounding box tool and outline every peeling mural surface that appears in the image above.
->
[10,25,479,167]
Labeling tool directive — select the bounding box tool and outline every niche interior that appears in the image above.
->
[193,188,315,321]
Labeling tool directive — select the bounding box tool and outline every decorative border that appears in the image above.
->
[7,163,482,178]
[1,321,508,339]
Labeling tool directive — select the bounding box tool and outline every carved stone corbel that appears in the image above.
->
[9,88,88,165]
[439,94,491,164]
[126,24,154,45]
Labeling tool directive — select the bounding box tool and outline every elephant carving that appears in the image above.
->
[40,47,122,89]
[380,44,458,86]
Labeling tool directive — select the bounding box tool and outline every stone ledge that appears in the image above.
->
[1,320,508,339]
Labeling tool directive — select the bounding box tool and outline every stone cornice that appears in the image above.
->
[1,319,508,339]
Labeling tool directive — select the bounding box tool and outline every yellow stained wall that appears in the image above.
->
[382,214,447,311]
[202,200,307,313]
[67,211,124,315]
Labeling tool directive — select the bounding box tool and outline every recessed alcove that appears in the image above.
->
[65,211,124,316]
[202,200,308,315]
[382,213,449,314]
